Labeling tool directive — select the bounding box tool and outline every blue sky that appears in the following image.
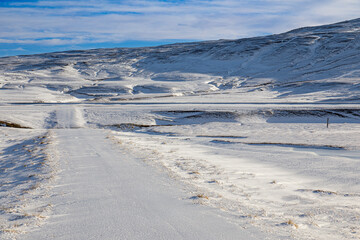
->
[0,0,359,57]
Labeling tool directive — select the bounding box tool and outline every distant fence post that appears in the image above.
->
[327,117,329,128]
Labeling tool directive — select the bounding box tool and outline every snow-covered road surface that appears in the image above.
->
[19,128,262,240]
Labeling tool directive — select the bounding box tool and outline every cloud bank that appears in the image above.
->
[0,0,359,55]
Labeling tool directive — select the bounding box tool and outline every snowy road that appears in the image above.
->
[19,127,261,239]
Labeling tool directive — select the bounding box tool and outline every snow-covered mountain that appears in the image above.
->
[1,18,360,103]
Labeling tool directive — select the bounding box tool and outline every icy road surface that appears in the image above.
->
[19,127,261,240]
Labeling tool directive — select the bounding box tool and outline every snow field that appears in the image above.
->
[108,112,360,240]
[0,129,58,239]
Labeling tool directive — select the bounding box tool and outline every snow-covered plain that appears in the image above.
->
[1,18,360,239]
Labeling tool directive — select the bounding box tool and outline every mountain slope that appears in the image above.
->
[0,18,360,103]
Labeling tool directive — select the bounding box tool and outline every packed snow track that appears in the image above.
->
[16,108,261,240]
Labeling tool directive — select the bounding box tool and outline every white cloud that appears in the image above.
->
[0,0,359,46]
[14,47,26,51]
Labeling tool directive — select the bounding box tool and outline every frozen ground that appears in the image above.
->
[1,18,360,239]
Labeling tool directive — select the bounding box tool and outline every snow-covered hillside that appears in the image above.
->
[1,18,360,103]
[0,19,360,240]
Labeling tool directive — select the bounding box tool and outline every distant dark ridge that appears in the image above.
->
[0,121,31,129]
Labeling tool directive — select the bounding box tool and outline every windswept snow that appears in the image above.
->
[1,18,360,239]
[0,129,57,237]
